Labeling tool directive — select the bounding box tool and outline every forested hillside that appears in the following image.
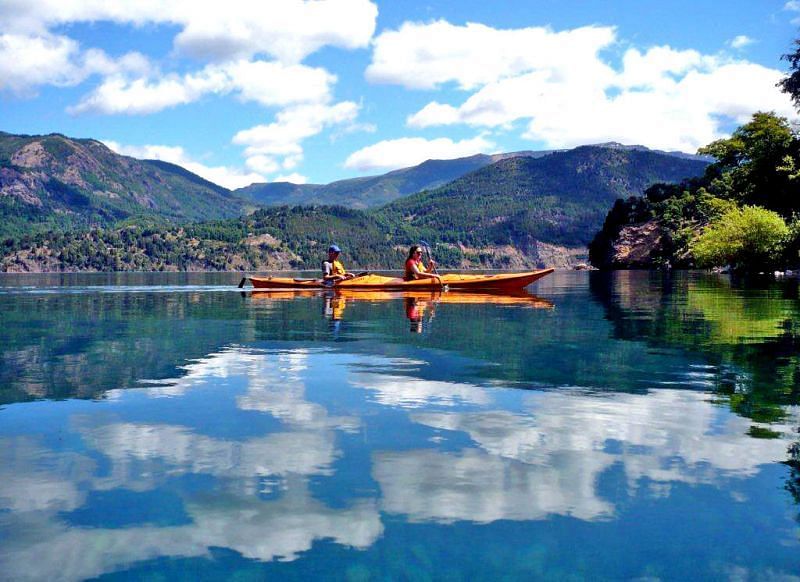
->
[1,145,708,272]
[377,146,709,248]
[589,112,800,271]
[0,132,249,239]
[236,153,502,209]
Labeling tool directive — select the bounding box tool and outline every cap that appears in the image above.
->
[328,244,341,253]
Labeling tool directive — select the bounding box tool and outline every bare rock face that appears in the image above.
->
[0,167,44,206]
[10,141,51,168]
[608,219,664,268]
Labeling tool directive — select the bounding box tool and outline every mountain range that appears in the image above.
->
[234,144,710,210]
[0,131,711,271]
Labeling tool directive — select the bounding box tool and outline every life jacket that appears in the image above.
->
[404,258,426,281]
[323,259,347,277]
[331,259,346,276]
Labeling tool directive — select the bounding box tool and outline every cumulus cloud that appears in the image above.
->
[233,102,359,177]
[367,20,615,90]
[104,140,264,189]
[0,33,149,94]
[70,60,335,115]
[375,20,795,153]
[0,0,378,63]
[344,135,495,172]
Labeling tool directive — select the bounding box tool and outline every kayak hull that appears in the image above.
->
[243,268,554,292]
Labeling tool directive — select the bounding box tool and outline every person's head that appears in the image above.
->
[407,245,423,260]
[328,244,341,259]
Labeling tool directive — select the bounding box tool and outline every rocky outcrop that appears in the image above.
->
[591,218,666,269]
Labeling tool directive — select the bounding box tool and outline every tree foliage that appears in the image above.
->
[779,38,800,109]
[691,206,788,270]
[591,111,800,270]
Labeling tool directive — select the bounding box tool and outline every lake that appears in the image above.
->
[0,270,798,580]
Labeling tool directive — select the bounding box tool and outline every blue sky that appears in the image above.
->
[1,0,798,188]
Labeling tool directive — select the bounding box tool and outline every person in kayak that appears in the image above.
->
[404,245,442,283]
[322,244,355,285]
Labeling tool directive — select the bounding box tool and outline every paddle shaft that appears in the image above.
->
[420,241,439,274]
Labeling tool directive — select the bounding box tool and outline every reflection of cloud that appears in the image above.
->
[79,421,338,486]
[423,390,795,480]
[373,389,798,524]
[0,437,92,512]
[374,448,614,523]
[238,352,360,432]
[0,482,382,581]
[353,372,491,408]
[0,345,382,580]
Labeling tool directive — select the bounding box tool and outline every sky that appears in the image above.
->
[1,0,799,189]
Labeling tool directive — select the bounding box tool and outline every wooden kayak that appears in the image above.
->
[240,268,554,292]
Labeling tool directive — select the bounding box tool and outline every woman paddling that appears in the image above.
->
[404,245,442,284]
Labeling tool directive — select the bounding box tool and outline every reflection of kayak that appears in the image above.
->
[247,288,554,309]
[241,269,554,291]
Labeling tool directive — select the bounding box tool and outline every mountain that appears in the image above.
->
[375,145,711,254]
[236,145,709,210]
[0,132,249,239]
[234,150,564,209]
[1,145,711,272]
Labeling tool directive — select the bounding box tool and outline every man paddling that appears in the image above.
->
[322,244,355,286]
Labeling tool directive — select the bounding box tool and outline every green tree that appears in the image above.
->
[698,112,798,215]
[691,205,789,270]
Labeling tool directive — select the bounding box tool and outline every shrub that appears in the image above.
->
[691,205,789,270]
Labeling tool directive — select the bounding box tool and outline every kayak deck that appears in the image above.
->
[241,268,554,292]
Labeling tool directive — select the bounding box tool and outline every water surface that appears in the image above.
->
[0,271,798,580]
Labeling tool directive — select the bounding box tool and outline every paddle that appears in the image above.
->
[419,240,438,274]
[420,240,447,290]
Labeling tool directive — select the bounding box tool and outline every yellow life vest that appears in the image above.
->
[331,259,346,275]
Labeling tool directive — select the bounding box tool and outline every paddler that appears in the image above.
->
[404,245,442,283]
[322,244,355,286]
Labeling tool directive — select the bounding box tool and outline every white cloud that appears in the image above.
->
[0,33,149,94]
[70,60,335,115]
[367,20,616,90]
[786,1,800,24]
[104,140,264,189]
[380,20,796,153]
[344,135,495,172]
[728,35,754,49]
[0,0,378,63]
[233,102,359,176]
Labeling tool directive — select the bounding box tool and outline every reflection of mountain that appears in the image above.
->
[0,272,747,405]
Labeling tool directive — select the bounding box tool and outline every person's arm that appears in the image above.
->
[322,262,343,282]
[410,262,441,281]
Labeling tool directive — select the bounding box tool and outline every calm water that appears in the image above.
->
[0,270,798,580]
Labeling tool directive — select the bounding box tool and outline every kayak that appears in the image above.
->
[247,288,554,309]
[239,268,554,292]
